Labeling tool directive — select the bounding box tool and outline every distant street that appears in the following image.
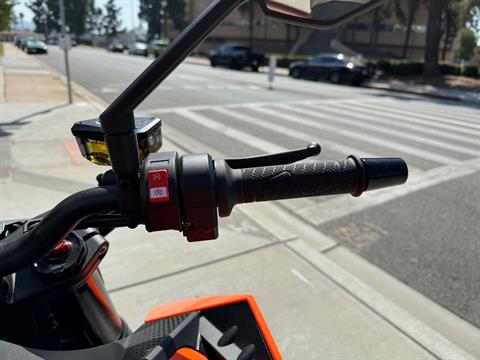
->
[37,45,480,328]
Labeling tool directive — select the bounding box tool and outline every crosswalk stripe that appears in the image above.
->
[328,102,480,146]
[289,105,480,156]
[207,84,224,90]
[295,156,480,226]
[147,98,328,115]
[357,102,480,131]
[391,101,480,121]
[213,107,377,157]
[250,106,460,165]
[336,102,480,138]
[175,109,284,154]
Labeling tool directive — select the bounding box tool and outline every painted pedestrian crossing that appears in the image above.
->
[149,96,480,225]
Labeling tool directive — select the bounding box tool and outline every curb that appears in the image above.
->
[0,64,4,103]
[366,83,464,102]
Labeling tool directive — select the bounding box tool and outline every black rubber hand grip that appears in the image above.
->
[241,158,360,203]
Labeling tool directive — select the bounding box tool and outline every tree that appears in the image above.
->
[423,0,448,77]
[139,0,186,40]
[440,0,463,61]
[0,0,14,31]
[28,0,90,39]
[86,0,103,35]
[64,0,90,39]
[19,11,24,29]
[103,0,121,39]
[369,0,394,52]
[394,0,421,59]
[239,2,255,48]
[27,0,54,36]
[458,27,477,59]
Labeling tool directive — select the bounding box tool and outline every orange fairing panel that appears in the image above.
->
[145,294,282,360]
[170,347,208,360]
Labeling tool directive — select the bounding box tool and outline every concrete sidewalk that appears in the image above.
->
[1,43,479,359]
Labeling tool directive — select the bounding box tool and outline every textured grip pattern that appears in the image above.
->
[241,159,358,203]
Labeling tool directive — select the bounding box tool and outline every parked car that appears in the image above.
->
[108,41,126,53]
[24,39,48,54]
[13,35,31,48]
[128,42,148,56]
[19,36,35,51]
[209,44,266,71]
[47,35,59,45]
[147,39,170,57]
[289,53,372,86]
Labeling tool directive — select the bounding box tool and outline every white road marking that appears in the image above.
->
[296,156,480,226]
[291,268,315,288]
[287,239,476,360]
[328,102,480,146]
[145,97,374,115]
[389,100,480,121]
[101,87,119,93]
[207,84,224,90]
[175,109,284,154]
[358,101,480,131]
[227,84,246,90]
[348,102,480,138]
[177,74,210,82]
[284,105,480,157]
[183,84,201,91]
[251,106,459,165]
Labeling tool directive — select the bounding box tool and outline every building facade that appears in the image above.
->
[182,0,459,61]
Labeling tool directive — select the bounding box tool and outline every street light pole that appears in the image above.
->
[59,0,73,104]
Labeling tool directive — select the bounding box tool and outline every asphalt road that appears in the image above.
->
[37,46,480,328]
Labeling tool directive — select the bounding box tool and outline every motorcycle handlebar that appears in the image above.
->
[216,156,408,216]
[0,152,408,276]
[0,186,120,277]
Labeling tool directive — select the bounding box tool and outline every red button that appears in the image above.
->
[51,240,71,255]
[148,169,170,203]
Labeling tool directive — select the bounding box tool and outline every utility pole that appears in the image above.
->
[59,0,73,104]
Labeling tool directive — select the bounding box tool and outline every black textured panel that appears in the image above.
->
[242,159,357,202]
[123,314,189,360]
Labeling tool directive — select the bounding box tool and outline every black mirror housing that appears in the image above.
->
[257,0,385,28]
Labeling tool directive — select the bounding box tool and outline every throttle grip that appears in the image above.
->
[242,158,360,203]
[214,156,407,217]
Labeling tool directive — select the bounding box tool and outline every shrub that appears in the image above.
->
[462,65,479,78]
[439,63,461,76]
[390,61,423,76]
[368,59,480,78]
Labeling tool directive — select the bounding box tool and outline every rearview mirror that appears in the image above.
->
[258,0,384,28]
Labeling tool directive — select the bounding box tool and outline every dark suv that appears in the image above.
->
[209,44,266,72]
[289,53,372,86]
